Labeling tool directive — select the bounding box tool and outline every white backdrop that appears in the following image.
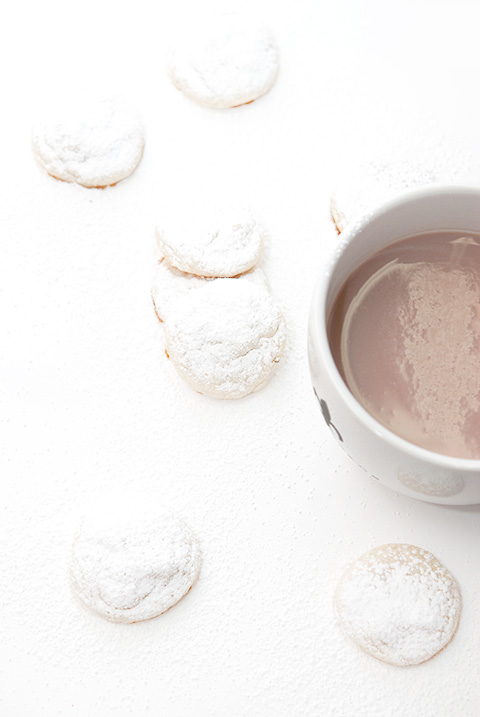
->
[1,1,479,715]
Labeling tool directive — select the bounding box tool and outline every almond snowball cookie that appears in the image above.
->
[156,207,265,278]
[163,279,286,398]
[397,469,464,499]
[71,500,200,623]
[335,544,462,666]
[151,256,269,323]
[152,257,210,323]
[330,152,472,233]
[168,13,279,109]
[32,96,145,187]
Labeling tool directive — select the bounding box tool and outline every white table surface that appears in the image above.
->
[1,1,479,715]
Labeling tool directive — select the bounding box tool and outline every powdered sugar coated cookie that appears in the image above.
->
[152,258,209,323]
[32,96,145,187]
[156,207,264,277]
[168,13,279,109]
[151,256,269,323]
[71,500,200,623]
[329,151,474,232]
[335,544,461,666]
[397,469,464,499]
[163,279,286,398]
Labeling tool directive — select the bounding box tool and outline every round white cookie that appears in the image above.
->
[335,544,461,666]
[330,144,476,233]
[168,13,279,109]
[71,500,200,623]
[163,279,286,398]
[156,207,264,278]
[32,96,145,187]
[397,469,464,499]
[330,160,441,233]
[152,258,210,323]
[152,256,269,323]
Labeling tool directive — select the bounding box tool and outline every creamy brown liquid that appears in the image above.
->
[328,231,480,459]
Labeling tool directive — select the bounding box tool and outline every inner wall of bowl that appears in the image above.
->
[326,186,480,313]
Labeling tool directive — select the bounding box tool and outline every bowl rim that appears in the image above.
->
[310,183,480,473]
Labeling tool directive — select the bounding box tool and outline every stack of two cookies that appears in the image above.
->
[152,208,286,398]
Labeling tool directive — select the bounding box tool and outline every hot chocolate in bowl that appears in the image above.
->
[308,185,480,504]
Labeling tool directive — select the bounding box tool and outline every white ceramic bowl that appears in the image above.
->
[308,185,480,505]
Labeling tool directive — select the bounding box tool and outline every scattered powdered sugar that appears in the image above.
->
[156,206,264,278]
[151,256,269,322]
[167,12,279,109]
[163,279,286,399]
[335,544,462,667]
[32,96,145,187]
[71,499,201,623]
[330,151,474,232]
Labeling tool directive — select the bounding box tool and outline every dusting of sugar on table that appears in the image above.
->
[1,1,480,715]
